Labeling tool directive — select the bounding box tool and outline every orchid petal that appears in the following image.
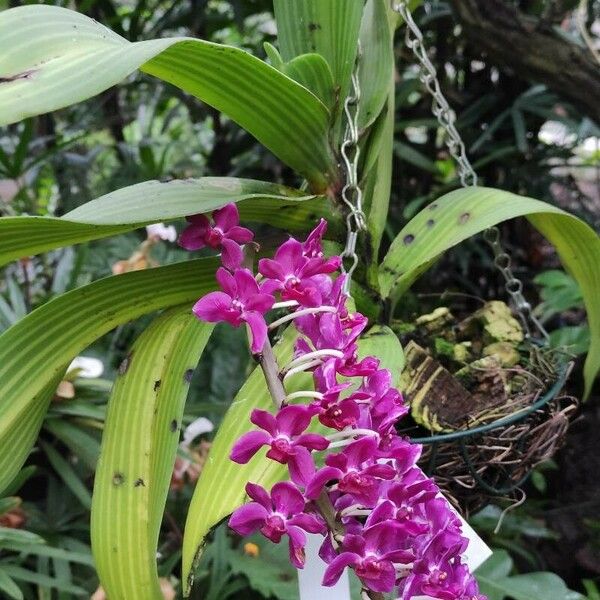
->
[287,525,307,568]
[250,409,278,436]
[230,430,271,463]
[322,552,360,587]
[220,238,244,271]
[243,311,268,353]
[306,466,342,500]
[271,481,305,515]
[212,203,239,231]
[227,225,254,244]
[288,446,316,487]
[215,267,237,297]
[192,291,233,322]
[245,482,272,509]
[276,405,313,436]
[229,502,268,536]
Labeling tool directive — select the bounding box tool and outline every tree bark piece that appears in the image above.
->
[449,0,600,123]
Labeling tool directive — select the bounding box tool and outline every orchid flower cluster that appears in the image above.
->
[181,204,485,600]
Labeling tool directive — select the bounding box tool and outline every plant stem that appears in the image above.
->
[257,340,287,408]
[255,337,384,600]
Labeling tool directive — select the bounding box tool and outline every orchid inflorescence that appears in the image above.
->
[181,204,486,600]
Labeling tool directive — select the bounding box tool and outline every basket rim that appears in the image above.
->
[408,362,571,444]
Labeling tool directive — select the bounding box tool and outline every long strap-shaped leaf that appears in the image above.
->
[0,258,218,493]
[0,178,337,268]
[273,0,364,108]
[91,308,213,599]
[181,325,403,594]
[0,5,335,189]
[379,187,600,398]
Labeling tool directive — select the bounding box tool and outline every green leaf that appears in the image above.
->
[0,569,23,600]
[358,0,394,128]
[39,441,92,510]
[91,308,212,599]
[1,544,93,567]
[476,550,585,600]
[548,325,590,356]
[0,178,338,268]
[227,535,299,600]
[181,324,401,592]
[0,527,45,547]
[273,0,364,107]
[0,6,335,189]
[43,419,100,471]
[0,566,87,596]
[394,140,440,173]
[363,84,394,287]
[0,497,20,517]
[379,187,600,397]
[282,53,335,110]
[0,258,218,494]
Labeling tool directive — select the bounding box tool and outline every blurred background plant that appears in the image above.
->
[0,0,598,598]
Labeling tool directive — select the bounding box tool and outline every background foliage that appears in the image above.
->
[0,0,599,598]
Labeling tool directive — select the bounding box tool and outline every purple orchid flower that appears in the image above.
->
[400,533,480,600]
[306,437,396,507]
[230,405,327,484]
[193,267,274,353]
[229,482,325,568]
[366,472,438,537]
[323,521,414,592]
[302,218,329,259]
[179,203,253,270]
[258,238,340,307]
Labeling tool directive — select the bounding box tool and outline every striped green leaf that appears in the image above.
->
[91,309,212,600]
[0,5,335,189]
[0,178,337,268]
[282,54,335,110]
[0,258,218,494]
[379,187,600,397]
[358,0,394,128]
[273,0,365,107]
[181,324,402,593]
[363,83,395,287]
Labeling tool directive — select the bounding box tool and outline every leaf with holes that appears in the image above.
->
[181,324,402,593]
[91,308,212,599]
[0,258,218,494]
[0,5,335,189]
[379,187,600,398]
[0,178,337,268]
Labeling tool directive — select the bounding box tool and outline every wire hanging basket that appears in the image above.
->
[404,363,576,514]
[388,0,578,515]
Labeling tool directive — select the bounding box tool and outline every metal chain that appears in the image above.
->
[390,0,548,340]
[340,54,366,296]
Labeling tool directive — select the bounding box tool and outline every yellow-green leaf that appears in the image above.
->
[0,258,218,493]
[91,308,213,599]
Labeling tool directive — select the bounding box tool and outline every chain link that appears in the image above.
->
[340,55,366,296]
[390,0,548,340]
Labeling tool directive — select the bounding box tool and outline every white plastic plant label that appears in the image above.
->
[298,534,351,599]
